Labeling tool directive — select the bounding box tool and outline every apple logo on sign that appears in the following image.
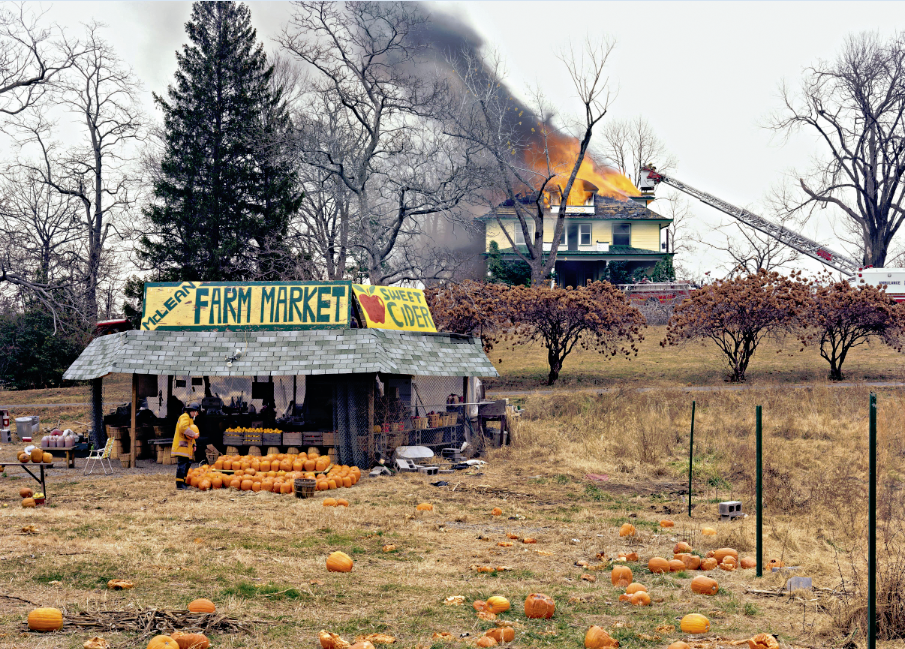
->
[358,292,386,324]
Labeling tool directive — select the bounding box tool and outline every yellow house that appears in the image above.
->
[479,194,674,287]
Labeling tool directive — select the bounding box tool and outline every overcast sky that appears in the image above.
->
[32,1,905,279]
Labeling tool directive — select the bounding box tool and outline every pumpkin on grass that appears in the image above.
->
[668,559,686,572]
[740,556,756,569]
[326,551,354,572]
[19,487,33,498]
[713,548,739,564]
[668,643,691,649]
[484,627,514,643]
[700,557,718,570]
[524,593,555,619]
[702,527,717,536]
[625,583,646,594]
[27,607,63,632]
[747,633,780,649]
[319,630,351,649]
[618,523,635,537]
[630,591,651,606]
[187,598,215,613]
[147,636,179,649]
[485,596,510,613]
[680,614,711,634]
[647,557,669,573]
[22,497,36,508]
[660,520,675,528]
[610,565,632,587]
[171,632,210,649]
[583,625,618,648]
[690,576,720,595]
[416,503,433,511]
[476,637,497,648]
[674,541,692,553]
[491,507,503,516]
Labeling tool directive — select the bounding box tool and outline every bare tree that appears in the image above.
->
[0,2,84,117]
[448,40,615,286]
[280,1,478,285]
[14,26,143,322]
[770,31,905,267]
[655,188,693,275]
[599,115,677,186]
[698,211,802,276]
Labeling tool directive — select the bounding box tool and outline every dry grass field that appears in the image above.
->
[1,338,903,648]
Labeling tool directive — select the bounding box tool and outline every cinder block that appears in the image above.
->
[719,500,743,522]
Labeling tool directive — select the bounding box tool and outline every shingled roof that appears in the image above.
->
[479,195,669,221]
[63,329,498,380]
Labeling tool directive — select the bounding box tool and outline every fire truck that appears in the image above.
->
[637,165,905,302]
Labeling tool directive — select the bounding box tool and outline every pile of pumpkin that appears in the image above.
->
[18,447,53,464]
[647,542,755,574]
[185,450,361,493]
[19,486,41,508]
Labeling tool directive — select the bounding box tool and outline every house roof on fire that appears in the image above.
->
[478,194,671,221]
[63,328,499,380]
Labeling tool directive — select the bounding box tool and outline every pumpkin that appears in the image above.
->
[648,557,669,573]
[668,559,686,572]
[660,520,675,527]
[702,527,717,536]
[19,487,33,498]
[416,503,433,511]
[680,613,711,634]
[484,627,514,643]
[681,554,702,570]
[583,625,618,649]
[619,523,635,537]
[323,498,338,507]
[171,632,210,649]
[476,637,497,648]
[22,497,36,508]
[84,637,110,649]
[713,548,739,564]
[740,556,756,569]
[625,583,646,594]
[674,541,692,553]
[30,447,44,462]
[720,557,738,571]
[524,593,555,619]
[147,636,179,649]
[668,643,691,649]
[690,576,719,595]
[473,600,488,612]
[199,479,211,491]
[618,594,632,602]
[319,630,351,649]
[18,451,29,463]
[27,607,63,631]
[326,551,354,572]
[522,537,537,544]
[747,633,780,649]
[611,565,633,587]
[700,557,718,570]
[618,551,639,561]
[42,452,52,463]
[630,591,651,606]
[485,596,510,613]
[336,499,349,507]
[491,507,502,516]
[187,598,215,613]
[767,558,785,571]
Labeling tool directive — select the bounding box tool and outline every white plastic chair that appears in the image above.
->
[84,438,114,476]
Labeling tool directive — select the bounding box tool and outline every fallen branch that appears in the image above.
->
[19,608,261,638]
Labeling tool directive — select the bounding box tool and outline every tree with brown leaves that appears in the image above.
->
[428,280,645,385]
[663,270,810,383]
[798,278,904,381]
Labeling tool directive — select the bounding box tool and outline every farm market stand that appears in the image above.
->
[63,281,498,471]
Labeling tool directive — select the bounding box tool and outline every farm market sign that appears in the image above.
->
[352,285,437,333]
[141,282,351,330]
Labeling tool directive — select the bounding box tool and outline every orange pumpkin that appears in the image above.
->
[524,593,555,619]
[630,591,651,606]
[27,607,63,632]
[323,498,337,507]
[21,497,36,508]
[681,554,702,570]
[625,582,646,594]
[19,487,33,498]
[680,613,710,634]
[690,576,719,595]
[484,627,514,643]
[171,632,210,649]
[610,565,633,587]
[485,595,510,613]
[187,598,216,613]
[416,503,433,511]
[700,557,718,570]
[147,636,180,649]
[648,557,669,573]
[619,523,636,537]
[713,548,739,564]
[30,448,44,462]
[583,626,618,649]
[740,556,756,569]
[674,541,692,553]
[766,558,785,571]
[668,643,691,649]
[326,551,353,572]
[668,559,686,572]
[747,633,780,649]
[336,498,349,507]
[42,452,53,463]
[660,520,675,528]
[476,637,497,648]
[491,507,502,516]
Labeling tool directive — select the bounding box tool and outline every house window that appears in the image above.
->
[613,223,631,247]
[579,223,591,246]
[513,224,526,245]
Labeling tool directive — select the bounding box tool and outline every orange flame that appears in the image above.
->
[526,129,640,205]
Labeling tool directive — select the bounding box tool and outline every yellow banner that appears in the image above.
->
[141,282,351,330]
[352,285,437,332]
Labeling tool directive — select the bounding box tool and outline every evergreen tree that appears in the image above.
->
[139,1,300,281]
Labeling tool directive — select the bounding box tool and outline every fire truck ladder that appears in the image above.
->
[640,166,859,277]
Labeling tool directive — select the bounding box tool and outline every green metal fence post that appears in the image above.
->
[756,404,763,578]
[688,401,695,518]
[869,393,877,649]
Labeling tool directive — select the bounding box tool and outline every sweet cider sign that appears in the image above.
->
[352,285,437,333]
[141,281,351,330]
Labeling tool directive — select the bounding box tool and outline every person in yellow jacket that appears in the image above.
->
[173,402,200,490]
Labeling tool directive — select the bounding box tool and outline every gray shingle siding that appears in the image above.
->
[63,329,498,380]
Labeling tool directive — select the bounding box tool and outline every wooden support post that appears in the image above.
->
[130,373,138,469]
[91,377,104,449]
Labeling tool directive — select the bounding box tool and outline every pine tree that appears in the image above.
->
[139,1,300,281]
